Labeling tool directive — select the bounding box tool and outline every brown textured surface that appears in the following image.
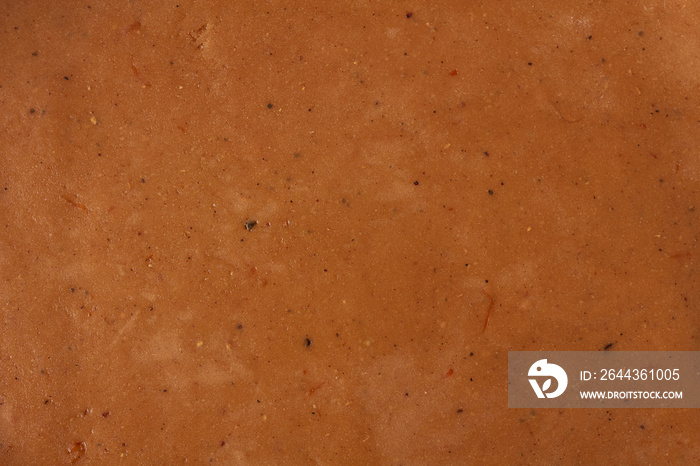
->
[1,0,698,464]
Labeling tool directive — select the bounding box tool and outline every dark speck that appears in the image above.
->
[604,342,613,351]
[483,151,489,157]
[488,189,494,195]
[304,338,312,347]
[457,408,463,413]
[414,180,419,186]
[30,108,36,114]
[63,76,69,80]
[406,12,413,18]
[527,62,532,66]
[237,323,243,330]
[640,425,645,429]
[245,220,257,231]
[267,103,273,109]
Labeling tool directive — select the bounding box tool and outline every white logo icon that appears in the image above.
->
[528,359,568,398]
